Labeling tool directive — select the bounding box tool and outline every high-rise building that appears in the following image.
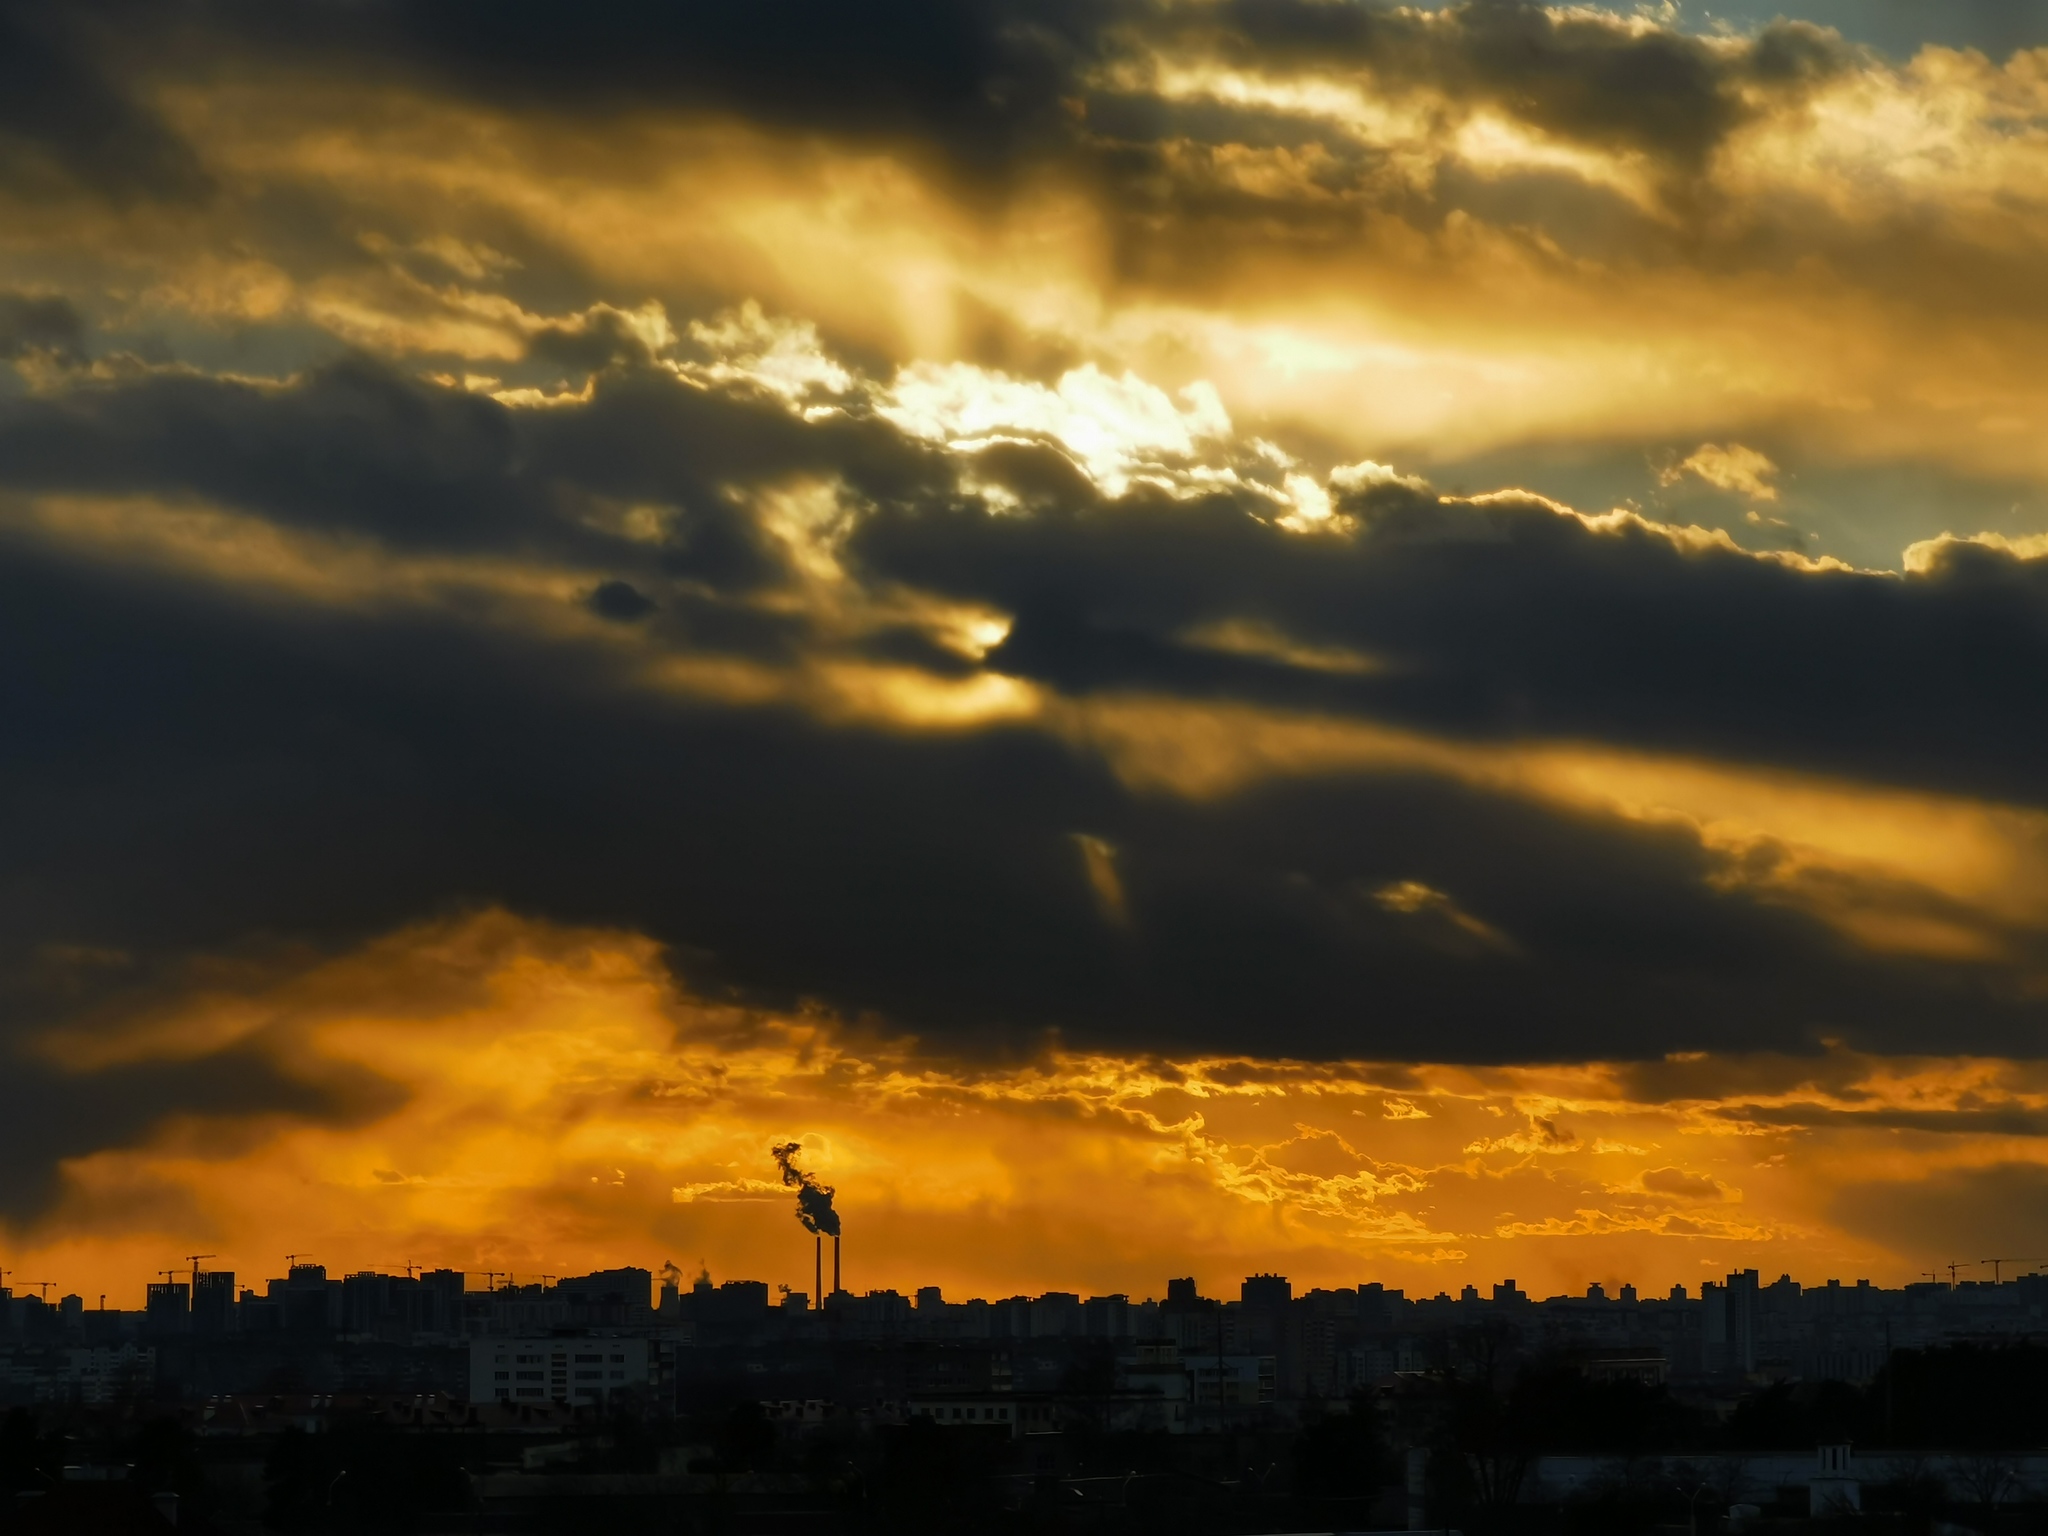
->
[1703,1268,1759,1373]
[191,1270,235,1334]
[144,1281,190,1337]
[1241,1273,1292,1310]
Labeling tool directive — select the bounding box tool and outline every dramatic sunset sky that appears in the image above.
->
[7,0,2048,1308]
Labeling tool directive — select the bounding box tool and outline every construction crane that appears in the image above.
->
[1921,1271,1940,1286]
[481,1270,505,1291]
[1982,1257,2014,1284]
[1948,1260,1970,1287]
[186,1253,217,1286]
[30,1282,54,1300]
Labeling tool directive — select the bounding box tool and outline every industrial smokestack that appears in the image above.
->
[774,1141,841,1309]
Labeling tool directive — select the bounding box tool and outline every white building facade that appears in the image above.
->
[469,1337,651,1407]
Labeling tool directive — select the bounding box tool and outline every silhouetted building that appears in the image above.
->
[1241,1274,1291,1310]
[191,1271,235,1335]
[1704,1267,1759,1373]
[144,1282,189,1338]
[281,1263,334,1336]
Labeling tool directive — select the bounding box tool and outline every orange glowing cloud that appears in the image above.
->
[10,910,2048,1309]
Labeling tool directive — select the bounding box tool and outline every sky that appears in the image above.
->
[6,0,2048,1308]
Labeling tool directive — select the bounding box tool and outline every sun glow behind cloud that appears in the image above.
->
[98,30,2048,485]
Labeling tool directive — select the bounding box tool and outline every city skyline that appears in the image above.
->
[18,1231,2048,1316]
[8,2,2048,1310]
[15,1248,2045,1417]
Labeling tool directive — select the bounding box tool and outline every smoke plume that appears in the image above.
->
[770,1140,841,1236]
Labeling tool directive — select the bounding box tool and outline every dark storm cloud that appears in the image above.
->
[359,0,1847,181]
[852,466,2048,810]
[1051,2,1858,277]
[1831,1163,2048,1261]
[1717,1103,2048,1137]
[0,512,2015,1083]
[5,356,2048,1216]
[0,353,938,590]
[183,0,1122,185]
[0,359,543,551]
[0,1,209,203]
[0,1038,398,1223]
[15,0,1850,213]
[587,579,654,623]
[20,354,2048,815]
[0,290,83,362]
[1197,0,1835,172]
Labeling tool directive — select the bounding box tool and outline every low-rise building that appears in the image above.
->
[469,1336,651,1408]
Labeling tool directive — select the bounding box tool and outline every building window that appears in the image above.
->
[494,1371,510,1380]
[515,1387,543,1398]
[575,1353,603,1363]
[611,1354,626,1363]
[575,1370,602,1380]
[515,1371,543,1381]
[610,1371,626,1380]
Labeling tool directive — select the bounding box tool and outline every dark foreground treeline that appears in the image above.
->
[6,1342,2048,1535]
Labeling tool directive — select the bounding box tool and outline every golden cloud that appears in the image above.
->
[8,910,2047,1306]
[2,25,2041,491]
